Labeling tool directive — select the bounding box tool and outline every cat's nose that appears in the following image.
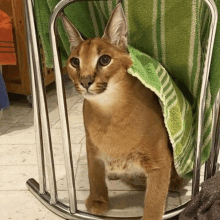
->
[80,76,94,89]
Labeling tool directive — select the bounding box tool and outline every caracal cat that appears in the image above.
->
[62,3,182,220]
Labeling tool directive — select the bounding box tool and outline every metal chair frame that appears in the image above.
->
[23,0,220,219]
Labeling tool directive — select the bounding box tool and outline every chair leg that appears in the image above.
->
[205,90,220,180]
[25,3,46,194]
[24,0,58,204]
[192,0,218,197]
[212,91,220,175]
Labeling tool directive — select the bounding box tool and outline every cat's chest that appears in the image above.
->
[86,115,129,152]
[84,110,142,156]
[83,98,149,156]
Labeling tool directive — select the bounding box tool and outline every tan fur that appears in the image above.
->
[63,4,183,220]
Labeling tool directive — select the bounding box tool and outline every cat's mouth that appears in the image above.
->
[82,91,98,99]
[85,88,106,95]
[84,90,94,96]
[79,83,108,97]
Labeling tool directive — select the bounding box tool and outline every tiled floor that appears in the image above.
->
[0,76,209,219]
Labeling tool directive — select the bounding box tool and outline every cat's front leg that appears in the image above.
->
[141,147,172,220]
[85,138,109,215]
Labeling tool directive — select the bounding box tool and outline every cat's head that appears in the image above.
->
[61,3,132,99]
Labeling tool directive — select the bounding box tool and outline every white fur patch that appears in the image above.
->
[84,79,120,109]
[99,151,145,176]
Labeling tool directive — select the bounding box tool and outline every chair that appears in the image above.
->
[23,0,220,219]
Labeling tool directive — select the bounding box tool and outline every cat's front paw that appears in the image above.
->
[85,196,109,215]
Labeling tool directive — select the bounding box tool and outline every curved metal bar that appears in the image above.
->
[25,0,58,204]
[205,90,220,180]
[24,0,46,194]
[26,178,189,220]
[49,0,109,214]
[192,0,218,197]
[49,0,84,214]
[212,90,220,174]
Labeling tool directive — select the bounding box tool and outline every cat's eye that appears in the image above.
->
[70,57,80,68]
[99,55,111,66]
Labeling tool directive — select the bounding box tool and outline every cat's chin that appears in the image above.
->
[81,89,106,99]
[82,92,100,100]
[83,91,110,102]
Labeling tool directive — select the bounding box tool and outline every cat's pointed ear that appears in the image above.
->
[102,3,127,49]
[61,13,84,50]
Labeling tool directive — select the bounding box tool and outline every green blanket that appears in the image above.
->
[34,0,220,178]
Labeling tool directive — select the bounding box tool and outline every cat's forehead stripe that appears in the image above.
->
[74,46,80,56]
[79,40,100,69]
[97,45,102,55]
